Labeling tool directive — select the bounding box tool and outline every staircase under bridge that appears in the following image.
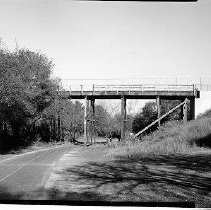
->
[56,79,200,143]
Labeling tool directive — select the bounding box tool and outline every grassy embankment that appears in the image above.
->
[109,117,211,158]
[102,117,211,207]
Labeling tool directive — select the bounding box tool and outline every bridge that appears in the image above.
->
[56,78,201,143]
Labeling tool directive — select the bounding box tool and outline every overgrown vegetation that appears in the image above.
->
[0,40,133,153]
[0,43,58,152]
[110,116,211,158]
[0,41,115,153]
[132,100,191,135]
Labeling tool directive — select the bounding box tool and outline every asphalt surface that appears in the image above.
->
[0,145,73,194]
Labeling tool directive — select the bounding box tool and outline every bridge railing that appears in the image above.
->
[59,78,211,91]
[60,83,196,93]
[94,84,195,92]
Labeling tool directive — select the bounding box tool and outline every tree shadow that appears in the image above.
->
[0,186,195,207]
[0,185,111,202]
[0,153,210,207]
[61,153,211,207]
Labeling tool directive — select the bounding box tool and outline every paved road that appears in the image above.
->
[0,145,73,195]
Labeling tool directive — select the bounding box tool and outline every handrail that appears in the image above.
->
[94,84,194,92]
[60,78,211,91]
[59,83,197,93]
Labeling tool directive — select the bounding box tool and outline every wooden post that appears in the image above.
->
[58,114,61,141]
[84,96,88,145]
[190,98,195,120]
[91,99,95,144]
[156,96,161,127]
[121,96,127,141]
[53,117,56,140]
[183,100,188,122]
[61,119,64,141]
[49,119,53,142]
[180,99,184,120]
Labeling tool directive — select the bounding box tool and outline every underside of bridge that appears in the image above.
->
[57,86,200,143]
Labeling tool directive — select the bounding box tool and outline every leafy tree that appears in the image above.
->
[43,99,85,142]
[0,44,56,151]
[160,100,181,122]
[132,102,157,134]
[92,105,111,137]
[132,99,186,135]
[111,113,134,136]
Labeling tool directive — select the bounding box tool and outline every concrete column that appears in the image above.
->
[84,96,88,145]
[91,99,95,144]
[121,96,127,141]
[189,98,195,120]
[156,96,161,127]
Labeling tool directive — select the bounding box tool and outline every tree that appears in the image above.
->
[43,99,85,142]
[132,99,187,135]
[160,100,181,122]
[0,44,56,151]
[132,102,157,134]
[92,105,111,137]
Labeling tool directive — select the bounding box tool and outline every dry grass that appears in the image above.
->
[109,118,211,158]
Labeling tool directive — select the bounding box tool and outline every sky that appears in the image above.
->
[0,0,211,115]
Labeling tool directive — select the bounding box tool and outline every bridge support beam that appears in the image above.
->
[91,99,95,144]
[189,98,195,120]
[183,99,188,122]
[58,114,61,141]
[180,98,185,120]
[121,96,127,141]
[84,96,88,145]
[156,96,161,127]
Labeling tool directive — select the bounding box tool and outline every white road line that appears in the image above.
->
[0,153,45,183]
[0,146,73,185]
[0,144,68,165]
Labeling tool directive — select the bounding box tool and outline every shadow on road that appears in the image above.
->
[0,153,210,207]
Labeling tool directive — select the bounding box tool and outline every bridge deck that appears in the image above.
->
[57,84,200,99]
